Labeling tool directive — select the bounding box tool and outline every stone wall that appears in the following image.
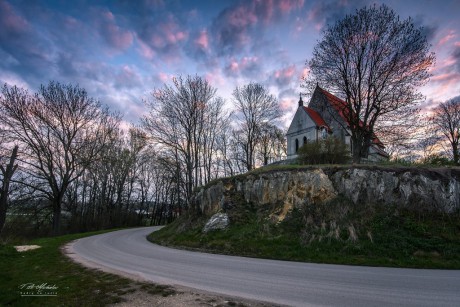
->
[193,166,460,220]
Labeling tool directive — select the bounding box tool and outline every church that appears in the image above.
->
[286,85,389,162]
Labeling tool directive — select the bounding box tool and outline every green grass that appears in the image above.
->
[149,205,460,269]
[0,229,176,306]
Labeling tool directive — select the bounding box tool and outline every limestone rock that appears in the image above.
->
[195,166,460,218]
[203,213,229,233]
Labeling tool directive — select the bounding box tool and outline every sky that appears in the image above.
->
[1,0,460,129]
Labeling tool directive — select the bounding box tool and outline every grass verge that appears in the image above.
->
[0,229,176,306]
[149,203,460,269]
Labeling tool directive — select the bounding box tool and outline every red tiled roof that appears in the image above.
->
[317,87,384,147]
[303,107,331,132]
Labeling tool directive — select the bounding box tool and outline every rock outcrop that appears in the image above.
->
[193,166,460,220]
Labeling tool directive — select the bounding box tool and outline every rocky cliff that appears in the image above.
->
[194,166,460,221]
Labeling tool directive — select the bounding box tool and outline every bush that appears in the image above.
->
[423,154,455,166]
[297,137,350,165]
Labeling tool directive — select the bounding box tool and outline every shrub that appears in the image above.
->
[423,154,455,166]
[297,137,350,165]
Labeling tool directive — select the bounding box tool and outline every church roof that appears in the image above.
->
[316,86,384,147]
[303,107,331,132]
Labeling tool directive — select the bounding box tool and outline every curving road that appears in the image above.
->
[69,227,460,306]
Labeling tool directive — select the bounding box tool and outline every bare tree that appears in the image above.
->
[0,145,18,235]
[257,123,286,165]
[431,96,460,164]
[305,4,435,163]
[142,75,227,211]
[375,105,424,158]
[0,82,118,235]
[232,83,280,171]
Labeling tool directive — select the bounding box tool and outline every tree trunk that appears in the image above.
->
[52,201,62,236]
[51,190,65,236]
[0,145,18,236]
[452,142,459,165]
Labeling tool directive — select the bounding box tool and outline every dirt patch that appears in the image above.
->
[14,245,41,252]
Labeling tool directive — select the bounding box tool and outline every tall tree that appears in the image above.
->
[142,75,227,211]
[232,83,280,171]
[305,4,435,163]
[431,96,460,164]
[0,82,118,235]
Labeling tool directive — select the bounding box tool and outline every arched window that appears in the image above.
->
[303,136,307,145]
[295,139,299,152]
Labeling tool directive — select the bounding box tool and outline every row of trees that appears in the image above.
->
[0,79,286,236]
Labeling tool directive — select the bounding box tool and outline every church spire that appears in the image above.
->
[298,93,304,107]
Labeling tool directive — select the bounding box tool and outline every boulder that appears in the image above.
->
[203,213,229,233]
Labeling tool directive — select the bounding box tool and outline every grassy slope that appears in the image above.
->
[0,229,175,306]
[151,177,460,269]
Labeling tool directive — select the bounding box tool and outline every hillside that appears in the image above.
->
[149,165,460,268]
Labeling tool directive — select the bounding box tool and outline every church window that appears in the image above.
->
[303,136,307,145]
[295,139,299,152]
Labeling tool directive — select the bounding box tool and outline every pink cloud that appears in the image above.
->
[431,73,458,82]
[274,65,296,79]
[280,98,294,111]
[137,39,156,60]
[114,65,141,89]
[138,14,188,62]
[227,5,258,28]
[437,30,455,46]
[228,60,239,72]
[97,10,133,51]
[0,0,28,35]
[301,67,310,80]
[213,0,304,53]
[195,30,209,50]
[204,69,225,87]
[271,65,297,87]
[423,73,460,103]
[159,17,188,46]
[158,72,174,83]
[278,0,305,13]
[225,56,259,77]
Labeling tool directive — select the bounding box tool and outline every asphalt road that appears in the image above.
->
[69,227,460,306]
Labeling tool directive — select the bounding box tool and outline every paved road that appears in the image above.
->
[69,227,460,306]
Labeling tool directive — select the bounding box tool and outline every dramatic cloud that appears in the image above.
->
[306,0,367,31]
[270,65,297,87]
[135,13,188,62]
[224,56,261,79]
[95,10,134,51]
[185,29,210,60]
[210,0,304,55]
